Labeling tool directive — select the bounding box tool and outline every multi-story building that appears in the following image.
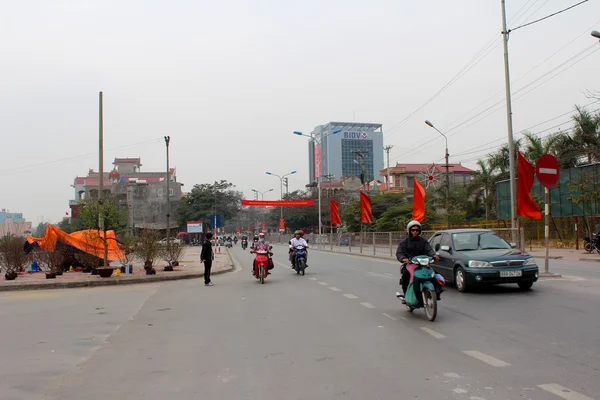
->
[0,209,32,236]
[308,122,384,184]
[69,158,183,232]
[380,163,474,195]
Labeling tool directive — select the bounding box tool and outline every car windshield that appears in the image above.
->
[452,232,511,251]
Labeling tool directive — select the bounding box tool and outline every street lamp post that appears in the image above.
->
[293,129,341,236]
[425,120,450,229]
[252,188,273,233]
[164,136,171,251]
[265,171,296,219]
[592,30,600,39]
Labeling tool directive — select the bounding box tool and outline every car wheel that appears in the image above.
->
[455,267,468,293]
[518,281,533,290]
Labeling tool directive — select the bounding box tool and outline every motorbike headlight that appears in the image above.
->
[524,258,536,265]
[431,271,436,278]
[468,260,492,268]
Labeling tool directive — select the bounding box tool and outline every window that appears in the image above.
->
[157,188,163,196]
[169,188,174,196]
[451,232,510,251]
[440,233,452,249]
[430,234,442,252]
[341,139,374,181]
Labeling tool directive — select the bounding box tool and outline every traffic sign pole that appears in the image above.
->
[535,154,561,278]
[544,187,550,274]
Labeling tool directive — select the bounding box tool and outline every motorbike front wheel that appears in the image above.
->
[299,259,305,276]
[422,288,437,322]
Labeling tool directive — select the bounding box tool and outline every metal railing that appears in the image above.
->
[267,228,523,259]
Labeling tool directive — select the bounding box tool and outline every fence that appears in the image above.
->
[267,228,522,258]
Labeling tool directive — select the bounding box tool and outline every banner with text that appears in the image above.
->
[242,200,315,207]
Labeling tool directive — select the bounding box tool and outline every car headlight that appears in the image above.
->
[524,258,536,265]
[468,260,492,268]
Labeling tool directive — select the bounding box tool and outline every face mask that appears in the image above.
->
[259,238,265,242]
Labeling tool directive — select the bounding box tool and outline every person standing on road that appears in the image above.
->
[201,232,214,286]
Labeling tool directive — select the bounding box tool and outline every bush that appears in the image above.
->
[0,235,31,274]
[161,243,185,267]
[38,245,68,273]
[135,230,162,268]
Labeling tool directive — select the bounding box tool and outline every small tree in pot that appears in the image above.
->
[0,235,31,280]
[135,230,161,275]
[38,244,67,279]
[118,233,138,273]
[161,243,185,271]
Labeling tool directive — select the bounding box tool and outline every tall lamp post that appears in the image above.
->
[265,171,296,219]
[425,120,450,229]
[293,128,341,236]
[592,30,600,39]
[252,188,273,233]
[164,136,171,250]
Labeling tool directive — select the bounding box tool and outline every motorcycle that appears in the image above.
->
[293,245,307,275]
[584,233,599,253]
[225,240,233,248]
[396,256,444,322]
[241,240,248,250]
[251,246,272,284]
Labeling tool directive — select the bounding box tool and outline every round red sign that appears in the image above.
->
[535,154,560,188]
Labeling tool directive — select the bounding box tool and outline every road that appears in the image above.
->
[1,246,599,399]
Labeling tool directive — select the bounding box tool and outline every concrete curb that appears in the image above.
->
[578,257,600,263]
[0,261,235,293]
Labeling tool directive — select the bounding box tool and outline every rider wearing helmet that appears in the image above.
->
[396,221,441,302]
[251,232,274,275]
[289,230,309,268]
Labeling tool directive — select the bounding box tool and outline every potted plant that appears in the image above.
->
[76,231,104,274]
[0,234,31,280]
[161,242,185,271]
[118,234,138,274]
[38,245,67,279]
[135,229,161,275]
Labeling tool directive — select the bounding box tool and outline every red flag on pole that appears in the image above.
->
[330,199,341,225]
[517,151,542,219]
[412,178,426,222]
[360,192,372,224]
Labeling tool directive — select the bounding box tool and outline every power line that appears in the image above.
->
[510,0,590,32]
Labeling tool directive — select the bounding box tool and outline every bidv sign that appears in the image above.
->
[343,131,369,139]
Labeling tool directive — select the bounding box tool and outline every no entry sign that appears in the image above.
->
[536,154,560,188]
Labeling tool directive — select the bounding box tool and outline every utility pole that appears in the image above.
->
[165,136,171,251]
[98,91,108,269]
[425,120,450,229]
[501,0,519,243]
[283,177,289,194]
[384,145,393,192]
[353,151,368,192]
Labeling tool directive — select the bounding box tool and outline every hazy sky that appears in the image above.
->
[1,0,599,224]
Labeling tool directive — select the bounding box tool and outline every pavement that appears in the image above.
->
[0,246,233,291]
[1,243,599,399]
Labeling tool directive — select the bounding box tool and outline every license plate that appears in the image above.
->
[500,270,522,278]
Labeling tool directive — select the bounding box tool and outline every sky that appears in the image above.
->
[1,0,599,224]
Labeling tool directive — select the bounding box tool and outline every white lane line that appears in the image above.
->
[381,313,397,321]
[463,351,511,367]
[318,281,329,286]
[343,294,358,299]
[420,327,446,339]
[538,384,593,400]
[329,287,341,291]
[309,277,317,281]
[360,302,375,309]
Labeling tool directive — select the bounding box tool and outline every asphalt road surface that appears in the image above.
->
[1,245,598,400]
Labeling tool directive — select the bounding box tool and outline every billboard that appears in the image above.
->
[187,221,203,233]
[279,218,285,232]
[315,143,322,178]
[209,214,224,228]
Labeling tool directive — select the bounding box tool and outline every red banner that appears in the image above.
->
[261,222,267,232]
[315,143,322,178]
[247,225,252,232]
[412,178,426,222]
[236,227,240,233]
[330,199,341,225]
[360,192,372,224]
[242,200,315,207]
[279,218,285,232]
[517,151,542,219]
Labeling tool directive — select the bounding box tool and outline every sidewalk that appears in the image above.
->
[0,247,235,292]
[525,247,600,262]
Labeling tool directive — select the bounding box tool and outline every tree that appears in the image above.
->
[0,235,31,278]
[266,190,319,232]
[470,159,495,220]
[135,229,162,269]
[177,180,244,229]
[161,243,185,267]
[571,106,600,164]
[568,168,600,238]
[521,132,561,165]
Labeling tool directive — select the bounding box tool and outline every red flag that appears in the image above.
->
[330,199,341,225]
[517,151,542,219]
[412,178,426,222]
[360,192,372,224]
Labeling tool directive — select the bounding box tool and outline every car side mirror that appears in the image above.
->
[509,242,517,248]
[440,245,451,252]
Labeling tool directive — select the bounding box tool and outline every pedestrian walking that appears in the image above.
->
[201,232,214,286]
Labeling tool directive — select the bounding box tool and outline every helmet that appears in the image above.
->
[407,220,422,233]
[294,230,301,236]
[299,230,305,236]
[259,232,265,237]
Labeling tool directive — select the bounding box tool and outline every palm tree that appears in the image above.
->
[571,106,600,164]
[521,132,561,165]
[470,159,496,220]
[488,139,522,181]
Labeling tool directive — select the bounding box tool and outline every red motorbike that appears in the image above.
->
[251,247,272,284]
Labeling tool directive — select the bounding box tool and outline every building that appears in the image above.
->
[308,122,384,184]
[380,163,474,194]
[69,158,183,232]
[0,209,32,237]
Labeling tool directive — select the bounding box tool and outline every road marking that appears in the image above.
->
[360,302,375,309]
[309,277,317,281]
[318,281,329,286]
[329,287,341,291]
[381,313,397,321]
[343,294,358,299]
[420,327,446,339]
[538,384,593,400]
[463,351,511,367]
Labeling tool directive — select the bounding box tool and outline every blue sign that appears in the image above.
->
[343,131,369,139]
[209,214,224,228]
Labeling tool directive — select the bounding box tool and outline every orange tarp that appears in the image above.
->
[27,225,125,261]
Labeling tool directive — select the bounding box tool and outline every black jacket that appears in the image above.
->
[200,240,213,262]
[396,235,435,262]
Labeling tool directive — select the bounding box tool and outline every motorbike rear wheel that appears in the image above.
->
[422,288,437,322]
[260,266,265,284]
